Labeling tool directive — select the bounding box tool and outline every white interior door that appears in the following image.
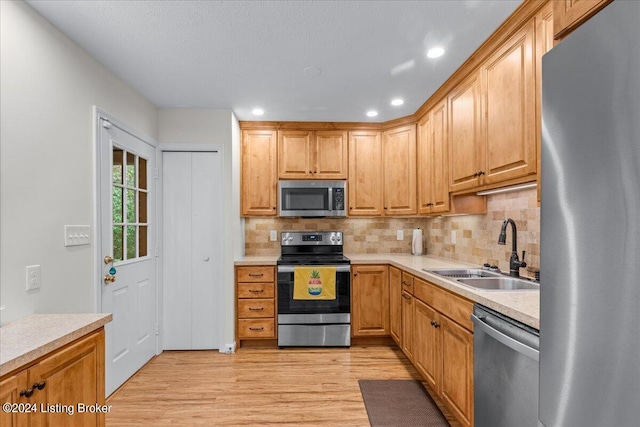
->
[162,151,223,349]
[99,117,157,396]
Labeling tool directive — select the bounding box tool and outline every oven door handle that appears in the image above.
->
[277,265,351,273]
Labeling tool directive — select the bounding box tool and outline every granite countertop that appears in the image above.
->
[234,254,539,329]
[0,313,112,377]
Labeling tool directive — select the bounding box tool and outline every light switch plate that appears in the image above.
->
[65,225,91,246]
[451,230,457,244]
[269,230,278,242]
[397,230,404,240]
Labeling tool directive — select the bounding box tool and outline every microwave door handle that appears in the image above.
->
[328,187,333,211]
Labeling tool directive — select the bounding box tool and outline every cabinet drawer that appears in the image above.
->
[237,282,275,299]
[401,272,415,294]
[238,299,274,318]
[414,278,474,331]
[237,266,275,282]
[238,319,275,338]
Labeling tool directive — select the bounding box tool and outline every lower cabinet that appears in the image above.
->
[0,329,106,427]
[352,265,389,337]
[400,273,475,427]
[235,266,277,347]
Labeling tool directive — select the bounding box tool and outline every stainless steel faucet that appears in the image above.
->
[498,218,527,277]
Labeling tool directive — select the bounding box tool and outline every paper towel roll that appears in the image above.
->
[412,228,423,256]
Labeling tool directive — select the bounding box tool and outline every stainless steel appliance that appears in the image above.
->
[278,180,346,217]
[540,2,640,426]
[471,305,539,427]
[277,231,351,346]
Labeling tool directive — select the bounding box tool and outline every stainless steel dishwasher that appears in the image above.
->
[471,305,540,427]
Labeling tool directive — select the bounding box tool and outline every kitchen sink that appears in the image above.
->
[457,277,539,291]
[424,269,503,279]
[424,268,539,291]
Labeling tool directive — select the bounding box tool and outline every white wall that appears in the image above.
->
[157,109,243,347]
[0,0,158,324]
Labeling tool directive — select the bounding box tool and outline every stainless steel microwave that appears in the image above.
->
[278,180,346,218]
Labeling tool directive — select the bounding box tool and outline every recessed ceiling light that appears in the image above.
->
[366,110,378,117]
[252,108,264,116]
[427,47,445,58]
[391,98,404,106]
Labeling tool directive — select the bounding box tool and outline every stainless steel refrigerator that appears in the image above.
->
[540,1,640,426]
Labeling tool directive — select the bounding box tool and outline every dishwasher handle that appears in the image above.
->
[471,313,539,361]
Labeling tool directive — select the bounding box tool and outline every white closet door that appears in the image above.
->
[162,151,223,350]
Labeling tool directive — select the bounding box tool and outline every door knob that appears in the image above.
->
[104,274,116,284]
[104,256,113,264]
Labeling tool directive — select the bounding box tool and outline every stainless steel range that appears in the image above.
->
[277,231,351,347]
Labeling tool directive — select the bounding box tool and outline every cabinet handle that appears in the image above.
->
[478,171,485,176]
[249,307,264,311]
[249,327,264,331]
[434,322,441,328]
[430,321,435,326]
[472,172,479,178]
[20,388,35,398]
[248,289,264,293]
[248,273,264,277]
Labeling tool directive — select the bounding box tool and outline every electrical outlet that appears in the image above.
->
[269,230,278,242]
[397,230,404,240]
[26,265,41,291]
[221,342,236,354]
[451,230,457,244]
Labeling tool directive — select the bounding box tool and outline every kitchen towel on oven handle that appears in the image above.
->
[293,266,336,300]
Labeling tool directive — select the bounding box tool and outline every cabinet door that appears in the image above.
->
[417,112,433,214]
[29,331,105,427]
[241,130,277,216]
[314,131,348,179]
[351,265,389,336]
[482,21,536,185]
[383,125,417,215]
[553,0,612,40]
[449,71,484,192]
[413,299,441,392]
[389,266,402,345]
[0,371,28,427]
[401,292,414,361]
[440,316,474,427]
[430,101,450,213]
[348,131,383,216]
[278,130,312,179]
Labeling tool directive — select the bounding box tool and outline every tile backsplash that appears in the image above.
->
[244,187,539,279]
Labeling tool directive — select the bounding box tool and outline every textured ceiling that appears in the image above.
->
[26,0,522,122]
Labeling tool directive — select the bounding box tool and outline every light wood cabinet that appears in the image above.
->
[383,125,417,215]
[448,70,484,193]
[553,0,612,40]
[389,266,402,345]
[278,130,347,179]
[481,21,536,185]
[241,130,277,216]
[0,330,106,427]
[418,100,450,214]
[401,291,414,361]
[235,266,277,346]
[351,265,389,337]
[410,276,474,427]
[348,131,383,216]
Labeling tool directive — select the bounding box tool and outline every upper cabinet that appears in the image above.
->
[348,130,383,216]
[278,130,348,179]
[448,70,484,193]
[481,21,536,185]
[449,20,537,193]
[553,0,612,40]
[418,100,450,214]
[241,130,278,216]
[383,125,417,216]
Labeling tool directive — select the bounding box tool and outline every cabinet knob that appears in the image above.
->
[20,388,35,398]
[478,171,485,176]
[34,381,46,390]
[473,172,479,178]
[273,207,276,210]
[353,273,358,276]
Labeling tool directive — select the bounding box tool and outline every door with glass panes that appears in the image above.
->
[99,117,156,396]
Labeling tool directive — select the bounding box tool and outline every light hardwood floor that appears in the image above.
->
[106,346,457,426]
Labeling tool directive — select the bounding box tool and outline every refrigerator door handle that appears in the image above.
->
[471,313,539,361]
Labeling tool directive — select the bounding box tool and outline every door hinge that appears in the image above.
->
[155,247,159,257]
[155,168,159,180]
[155,325,159,336]
[101,119,111,129]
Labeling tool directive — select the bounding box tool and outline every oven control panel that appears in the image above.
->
[281,231,343,246]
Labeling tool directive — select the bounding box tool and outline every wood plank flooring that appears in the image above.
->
[106,346,458,426]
